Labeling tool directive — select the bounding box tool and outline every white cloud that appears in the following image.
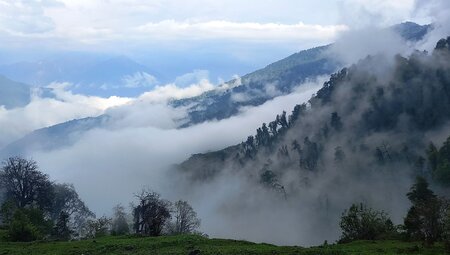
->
[134,20,348,42]
[138,79,215,103]
[0,0,59,34]
[0,83,131,147]
[337,0,416,28]
[0,0,349,51]
[174,70,209,87]
[32,78,324,219]
[413,0,450,51]
[122,72,158,88]
[0,79,216,147]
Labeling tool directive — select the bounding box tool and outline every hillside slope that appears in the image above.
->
[175,38,450,243]
[180,37,450,181]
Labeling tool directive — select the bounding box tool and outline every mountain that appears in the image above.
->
[172,45,337,126]
[0,75,31,109]
[0,54,159,97]
[174,36,450,243]
[2,115,110,156]
[180,40,450,177]
[0,22,431,156]
[172,22,430,126]
[392,21,431,41]
[178,35,450,209]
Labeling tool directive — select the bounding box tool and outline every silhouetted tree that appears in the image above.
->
[0,157,53,210]
[133,190,171,236]
[404,177,442,245]
[52,211,72,240]
[330,112,343,131]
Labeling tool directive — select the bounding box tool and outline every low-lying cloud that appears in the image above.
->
[0,79,216,148]
[25,78,324,235]
[0,83,130,147]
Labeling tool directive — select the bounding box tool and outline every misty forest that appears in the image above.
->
[1,1,450,255]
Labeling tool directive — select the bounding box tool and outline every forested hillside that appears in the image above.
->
[177,39,450,242]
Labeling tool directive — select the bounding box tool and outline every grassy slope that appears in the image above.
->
[0,232,446,255]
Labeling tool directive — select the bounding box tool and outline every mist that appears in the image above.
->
[22,79,324,219]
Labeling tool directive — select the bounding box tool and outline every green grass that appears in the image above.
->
[0,231,446,255]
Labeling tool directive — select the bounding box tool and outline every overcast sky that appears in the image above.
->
[0,0,442,82]
[0,1,431,53]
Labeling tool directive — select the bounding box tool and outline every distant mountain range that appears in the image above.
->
[0,75,31,109]
[0,22,432,157]
[0,55,159,97]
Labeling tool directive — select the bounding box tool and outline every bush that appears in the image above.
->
[8,209,40,242]
[444,209,450,252]
[339,203,397,243]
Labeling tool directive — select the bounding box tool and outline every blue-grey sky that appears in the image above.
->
[0,0,438,81]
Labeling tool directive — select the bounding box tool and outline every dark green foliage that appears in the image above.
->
[260,170,277,186]
[53,211,72,241]
[406,177,436,204]
[404,177,444,245]
[404,206,423,240]
[0,157,92,242]
[339,203,397,243]
[3,204,52,241]
[444,208,450,252]
[1,234,447,255]
[427,137,450,186]
[330,112,343,131]
[0,200,16,226]
[300,137,319,171]
[8,209,40,242]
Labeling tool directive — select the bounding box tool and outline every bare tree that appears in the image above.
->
[132,189,171,236]
[169,200,200,234]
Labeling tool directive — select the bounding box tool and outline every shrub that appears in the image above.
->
[8,209,40,242]
[339,203,397,243]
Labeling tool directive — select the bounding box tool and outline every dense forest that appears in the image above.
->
[180,37,450,185]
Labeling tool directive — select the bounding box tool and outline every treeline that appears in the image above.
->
[339,177,450,251]
[0,157,201,242]
[0,157,93,241]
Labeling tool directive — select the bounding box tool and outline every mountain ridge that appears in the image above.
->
[0,22,431,157]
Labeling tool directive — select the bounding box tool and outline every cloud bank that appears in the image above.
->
[23,79,324,229]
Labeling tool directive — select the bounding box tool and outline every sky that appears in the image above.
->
[0,0,436,82]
